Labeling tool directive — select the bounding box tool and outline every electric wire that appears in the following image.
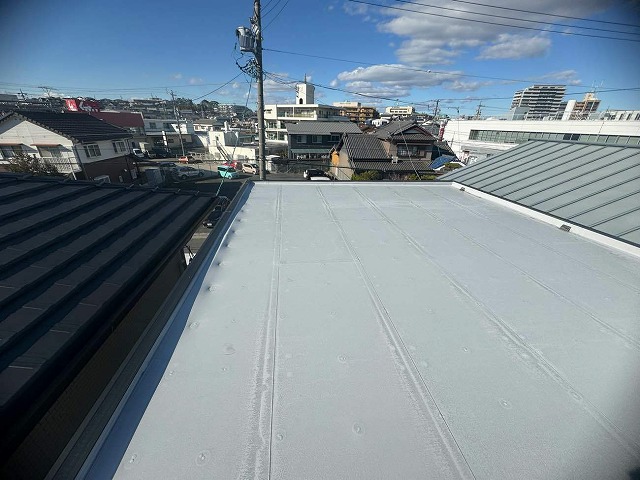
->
[446,0,640,28]
[347,0,640,42]
[394,0,640,36]
[263,0,291,30]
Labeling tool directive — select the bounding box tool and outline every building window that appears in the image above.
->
[113,141,127,153]
[149,122,157,129]
[397,145,418,157]
[163,123,172,129]
[331,134,340,142]
[298,135,307,143]
[312,135,322,144]
[84,144,101,158]
[0,145,22,159]
[37,146,62,158]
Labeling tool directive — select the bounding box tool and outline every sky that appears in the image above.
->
[1,0,639,116]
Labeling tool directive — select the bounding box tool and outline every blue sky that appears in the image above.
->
[1,0,639,116]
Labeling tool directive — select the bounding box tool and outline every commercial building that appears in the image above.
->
[332,101,379,123]
[384,105,415,117]
[264,82,348,146]
[442,117,640,164]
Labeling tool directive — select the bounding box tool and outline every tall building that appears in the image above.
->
[332,101,379,123]
[561,93,601,120]
[511,85,566,119]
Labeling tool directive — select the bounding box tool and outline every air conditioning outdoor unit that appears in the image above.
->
[391,157,399,164]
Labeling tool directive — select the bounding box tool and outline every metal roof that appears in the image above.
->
[85,182,640,480]
[440,140,640,246]
[4,111,133,143]
[286,121,362,135]
[0,173,216,454]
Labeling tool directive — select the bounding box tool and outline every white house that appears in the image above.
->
[0,110,136,182]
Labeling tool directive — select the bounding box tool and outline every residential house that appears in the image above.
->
[330,132,432,180]
[143,118,194,152]
[373,121,438,163]
[286,121,362,161]
[0,110,136,182]
[89,111,146,148]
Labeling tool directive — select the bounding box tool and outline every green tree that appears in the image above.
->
[7,152,63,176]
[352,170,383,181]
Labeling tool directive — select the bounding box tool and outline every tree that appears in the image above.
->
[6,152,63,176]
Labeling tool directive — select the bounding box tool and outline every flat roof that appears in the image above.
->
[86,183,640,479]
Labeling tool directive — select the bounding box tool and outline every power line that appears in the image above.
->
[447,0,640,28]
[263,47,582,85]
[264,0,290,30]
[347,0,640,43]
[265,70,640,106]
[394,0,640,36]
[191,73,244,101]
[262,0,283,19]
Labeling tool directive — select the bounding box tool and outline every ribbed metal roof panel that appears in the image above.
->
[440,140,640,246]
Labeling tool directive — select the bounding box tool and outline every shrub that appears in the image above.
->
[352,170,382,181]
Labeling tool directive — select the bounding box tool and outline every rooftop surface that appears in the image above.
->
[440,140,640,246]
[87,182,640,479]
[0,174,216,453]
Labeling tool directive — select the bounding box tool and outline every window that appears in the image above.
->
[149,122,157,129]
[163,123,172,129]
[0,145,22,159]
[113,141,126,153]
[331,135,340,142]
[298,135,307,143]
[397,145,418,157]
[312,135,322,144]
[37,146,62,158]
[84,144,101,158]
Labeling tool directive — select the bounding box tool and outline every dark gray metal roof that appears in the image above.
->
[440,140,640,246]
[286,121,362,135]
[342,134,389,160]
[5,111,132,143]
[0,173,216,452]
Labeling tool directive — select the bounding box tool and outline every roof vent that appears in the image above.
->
[459,186,465,191]
[559,224,571,232]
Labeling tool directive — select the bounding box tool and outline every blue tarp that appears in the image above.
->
[429,155,457,170]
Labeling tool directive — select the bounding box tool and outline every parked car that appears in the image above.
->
[242,163,259,174]
[202,196,231,228]
[149,147,172,158]
[178,155,203,164]
[303,169,328,180]
[157,161,177,169]
[173,166,204,180]
[217,165,239,179]
[132,148,145,159]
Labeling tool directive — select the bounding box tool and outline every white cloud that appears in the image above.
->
[477,34,551,60]
[189,77,204,85]
[538,69,582,85]
[172,73,183,80]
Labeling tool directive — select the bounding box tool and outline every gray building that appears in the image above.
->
[511,85,566,119]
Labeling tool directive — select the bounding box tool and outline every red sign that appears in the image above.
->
[65,98,100,113]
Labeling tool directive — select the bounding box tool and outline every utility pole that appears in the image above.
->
[253,0,266,180]
[433,99,440,121]
[474,102,483,120]
[169,90,186,156]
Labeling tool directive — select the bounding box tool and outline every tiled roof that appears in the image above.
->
[352,160,432,172]
[5,111,132,143]
[373,120,416,138]
[440,140,640,246]
[89,111,144,128]
[0,173,217,450]
[342,134,389,160]
[434,141,455,156]
[286,121,362,135]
